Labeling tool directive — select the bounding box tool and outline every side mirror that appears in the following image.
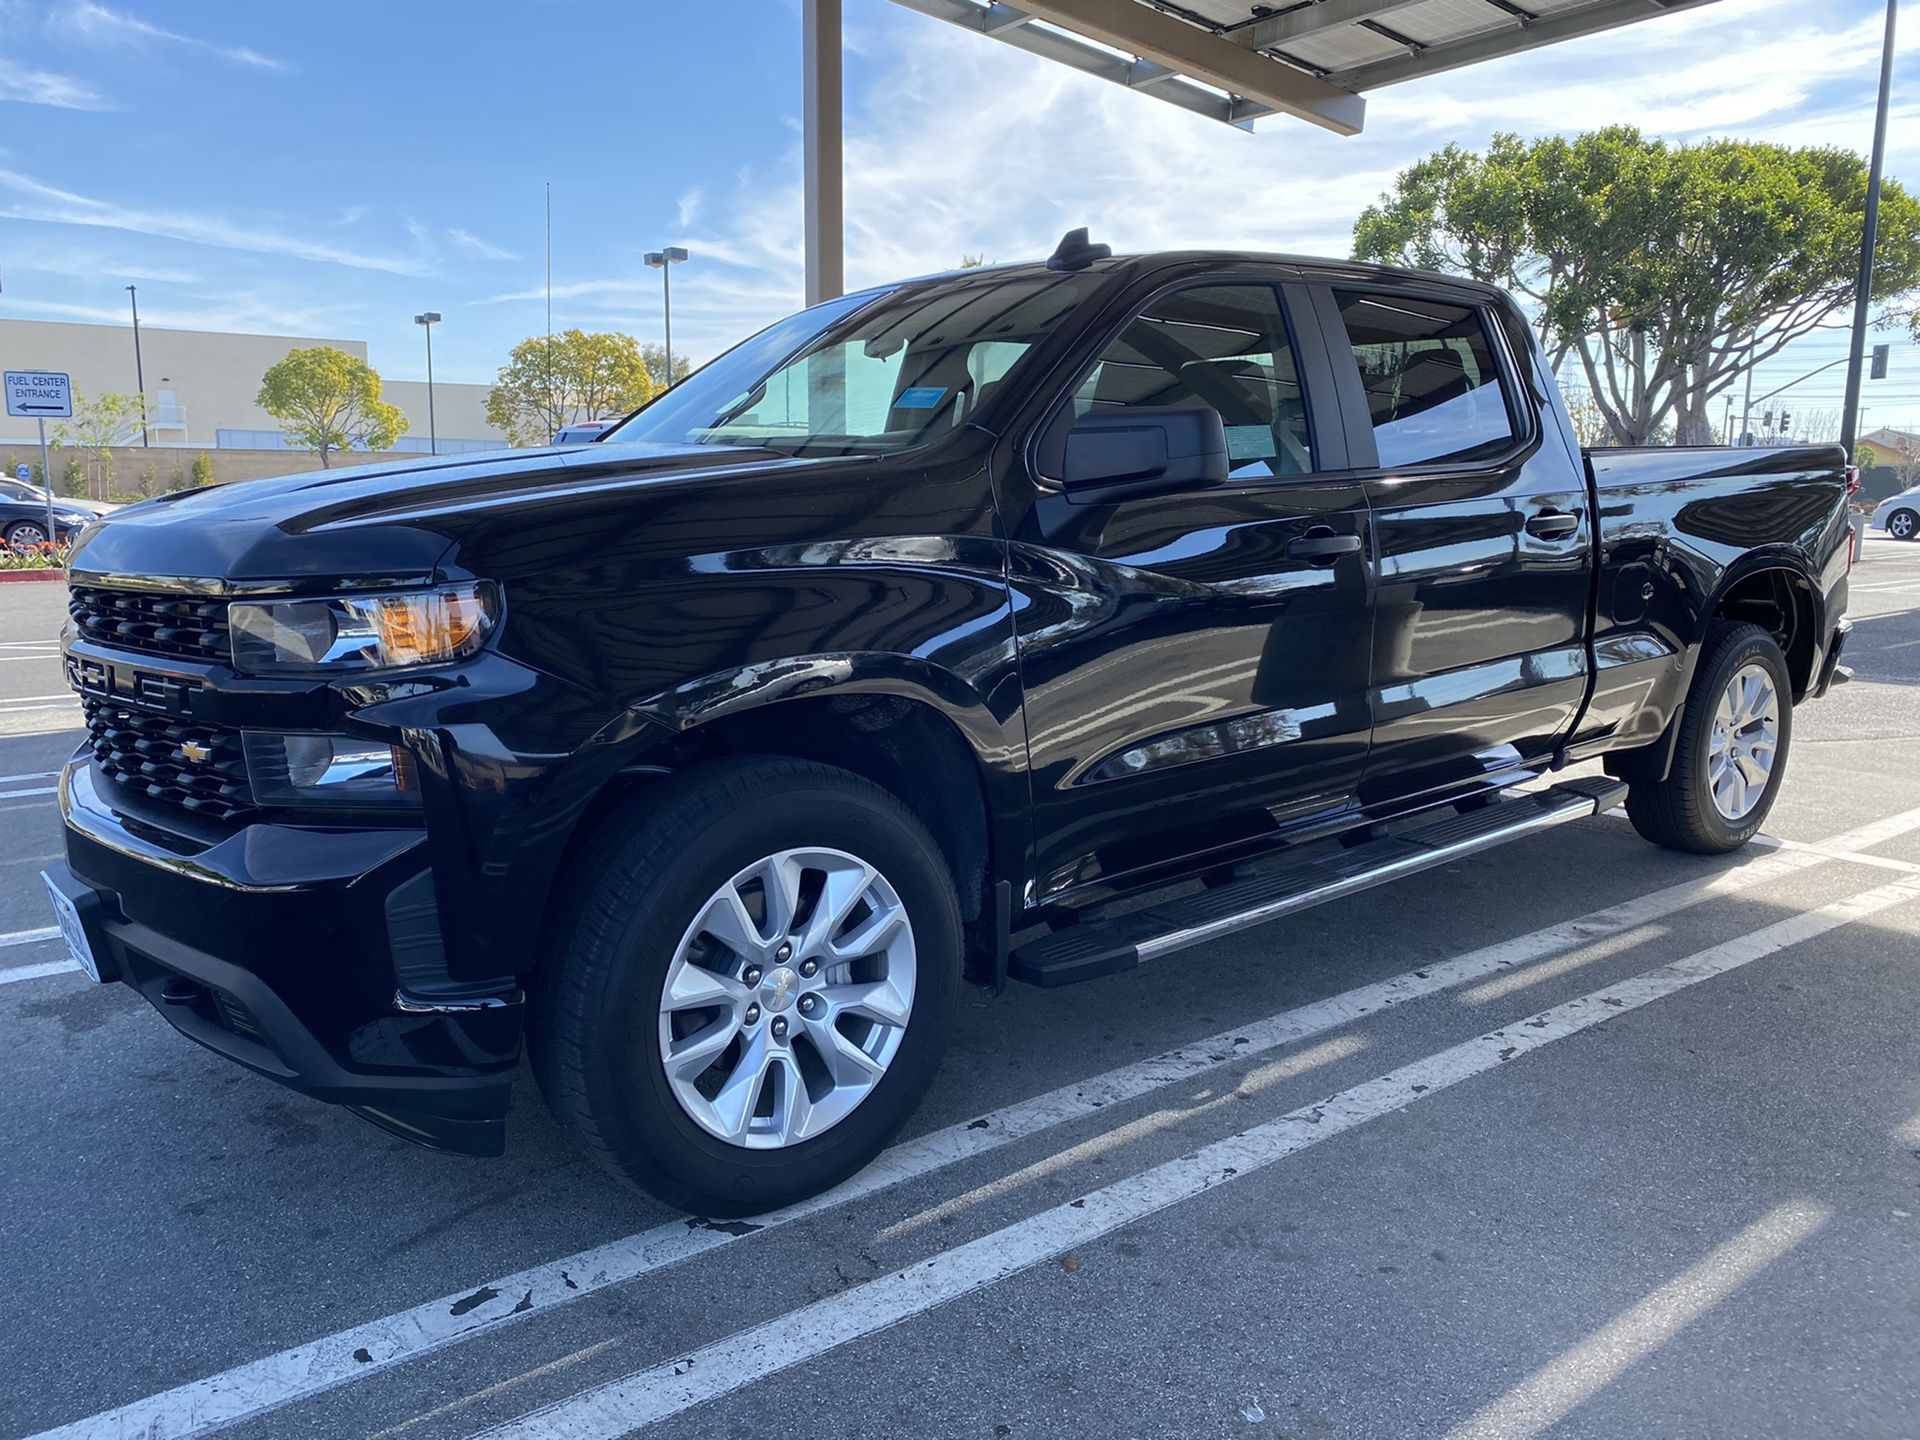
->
[1060,406,1230,501]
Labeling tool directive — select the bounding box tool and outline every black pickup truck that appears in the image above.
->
[45,234,1853,1214]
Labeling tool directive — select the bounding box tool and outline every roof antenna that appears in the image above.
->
[1047,227,1111,272]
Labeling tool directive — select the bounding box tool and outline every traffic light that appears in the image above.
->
[1763,411,1775,428]
[1870,343,1890,380]
[1779,411,1791,432]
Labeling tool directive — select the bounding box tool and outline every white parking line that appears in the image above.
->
[0,771,56,784]
[477,874,1920,1440]
[31,804,1920,1440]
[1,958,77,985]
[0,786,56,799]
[1,925,59,950]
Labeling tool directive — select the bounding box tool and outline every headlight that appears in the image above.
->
[228,582,498,675]
[243,733,420,808]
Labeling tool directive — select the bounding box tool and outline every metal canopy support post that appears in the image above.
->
[803,0,845,305]
[1841,0,1898,456]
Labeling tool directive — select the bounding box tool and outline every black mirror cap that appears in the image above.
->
[1060,406,1230,500]
[1047,227,1112,272]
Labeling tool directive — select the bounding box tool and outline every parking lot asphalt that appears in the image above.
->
[3,536,1919,1440]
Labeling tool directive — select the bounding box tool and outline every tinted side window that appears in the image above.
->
[1073,285,1313,478]
[1333,291,1517,468]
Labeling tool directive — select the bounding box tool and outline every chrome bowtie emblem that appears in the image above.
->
[178,740,211,765]
[761,965,799,1013]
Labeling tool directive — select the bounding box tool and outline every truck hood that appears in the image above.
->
[66,442,839,589]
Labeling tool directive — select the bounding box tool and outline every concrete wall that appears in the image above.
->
[0,317,503,450]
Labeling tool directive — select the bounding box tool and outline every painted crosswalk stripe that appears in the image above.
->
[477,873,1920,1440]
[23,803,1920,1440]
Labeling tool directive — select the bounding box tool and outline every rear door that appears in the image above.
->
[1310,281,1592,808]
[999,274,1376,903]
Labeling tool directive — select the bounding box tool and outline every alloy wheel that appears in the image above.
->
[1707,662,1780,822]
[657,848,916,1148]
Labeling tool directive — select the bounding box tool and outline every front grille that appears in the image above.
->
[68,584,231,662]
[83,698,254,821]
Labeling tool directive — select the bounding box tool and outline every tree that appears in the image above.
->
[487,330,657,445]
[640,342,692,391]
[256,347,407,468]
[54,390,143,500]
[1353,128,1920,445]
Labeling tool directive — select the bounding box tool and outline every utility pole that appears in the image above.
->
[126,284,150,447]
[1840,0,1897,456]
[1740,365,1756,447]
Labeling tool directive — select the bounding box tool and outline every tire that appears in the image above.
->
[1626,621,1792,855]
[529,757,962,1215]
[4,520,48,549]
[1887,509,1918,541]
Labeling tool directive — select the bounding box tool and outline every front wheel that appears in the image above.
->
[1626,621,1792,854]
[530,757,961,1215]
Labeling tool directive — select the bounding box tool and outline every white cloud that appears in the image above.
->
[607,0,1914,368]
[53,0,287,70]
[0,169,426,275]
[449,227,517,261]
[0,56,108,108]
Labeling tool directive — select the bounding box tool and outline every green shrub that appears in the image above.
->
[191,452,215,488]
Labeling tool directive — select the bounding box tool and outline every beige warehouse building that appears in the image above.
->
[0,317,505,456]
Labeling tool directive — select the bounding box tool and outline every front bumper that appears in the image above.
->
[52,757,523,1155]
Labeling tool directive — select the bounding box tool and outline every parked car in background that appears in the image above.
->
[46,237,1853,1216]
[0,479,98,548]
[1871,485,1920,540]
[551,421,614,444]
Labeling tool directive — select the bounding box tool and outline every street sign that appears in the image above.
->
[13,465,29,483]
[4,371,72,420]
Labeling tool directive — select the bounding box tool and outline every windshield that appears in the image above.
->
[604,270,1105,455]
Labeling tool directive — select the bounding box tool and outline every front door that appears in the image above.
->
[1310,282,1592,808]
[1000,278,1376,904]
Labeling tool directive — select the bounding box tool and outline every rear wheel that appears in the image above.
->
[1626,621,1792,854]
[1887,509,1918,541]
[4,520,49,549]
[530,758,961,1215]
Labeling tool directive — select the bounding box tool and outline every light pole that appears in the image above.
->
[644,247,688,389]
[1840,0,1897,457]
[414,312,441,455]
[126,284,150,447]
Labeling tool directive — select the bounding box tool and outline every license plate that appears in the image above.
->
[41,872,102,983]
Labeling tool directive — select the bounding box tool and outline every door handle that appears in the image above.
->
[1287,530,1362,563]
[1525,509,1581,541]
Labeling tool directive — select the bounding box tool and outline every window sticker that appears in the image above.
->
[1225,425,1278,461]
[894,386,948,409]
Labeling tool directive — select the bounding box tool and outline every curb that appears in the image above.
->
[0,569,65,583]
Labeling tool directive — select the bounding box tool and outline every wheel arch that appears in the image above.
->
[536,653,1027,983]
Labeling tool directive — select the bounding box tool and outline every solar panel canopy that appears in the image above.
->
[892,0,1719,134]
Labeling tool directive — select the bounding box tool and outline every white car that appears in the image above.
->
[1872,486,1920,541]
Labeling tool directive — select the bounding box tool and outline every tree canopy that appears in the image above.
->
[54,390,144,499]
[1352,127,1920,444]
[487,330,657,446]
[640,342,693,391]
[256,347,407,468]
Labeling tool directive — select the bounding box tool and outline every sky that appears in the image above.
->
[0,0,1916,435]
